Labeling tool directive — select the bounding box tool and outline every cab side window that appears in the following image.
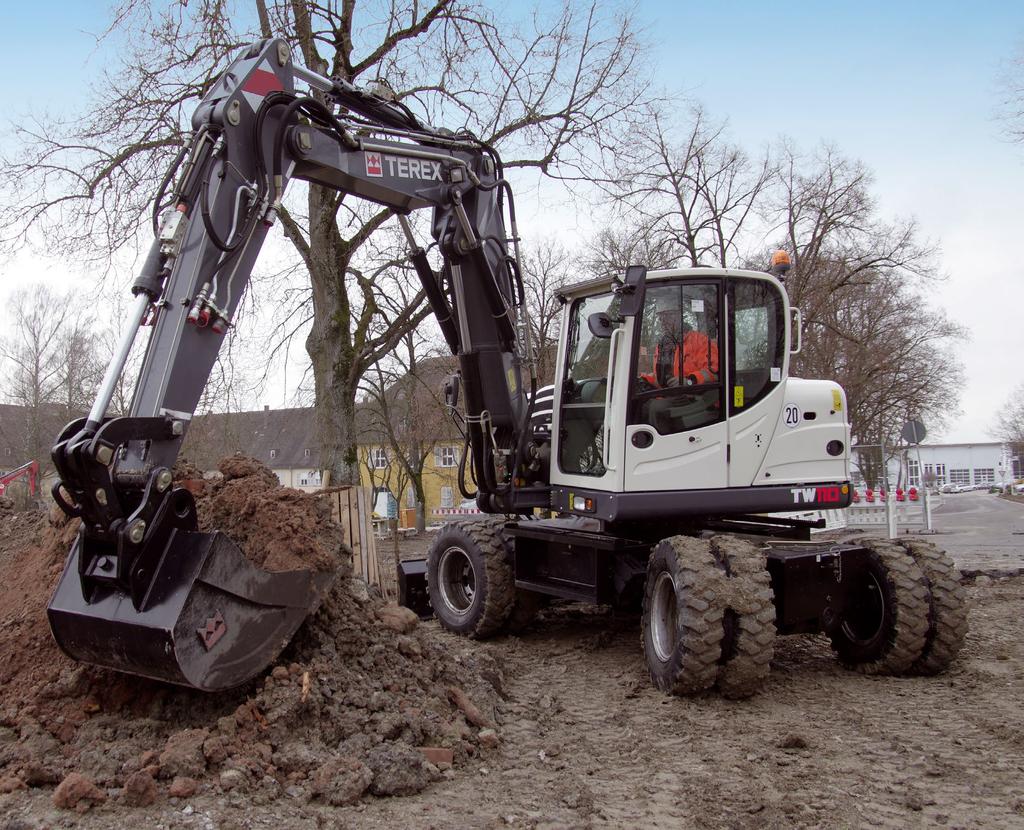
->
[729,278,785,412]
[631,282,723,435]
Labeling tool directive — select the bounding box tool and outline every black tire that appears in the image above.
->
[896,540,968,675]
[642,536,725,695]
[425,519,514,638]
[830,538,930,674]
[709,536,776,700]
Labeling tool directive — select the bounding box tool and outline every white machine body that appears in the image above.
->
[547,267,851,517]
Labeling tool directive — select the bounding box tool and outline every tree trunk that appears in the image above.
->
[310,361,360,486]
[413,475,427,533]
[305,186,361,485]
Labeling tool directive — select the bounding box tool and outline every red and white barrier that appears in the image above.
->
[851,487,919,504]
[431,507,481,517]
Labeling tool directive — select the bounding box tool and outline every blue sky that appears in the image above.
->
[5,1,1023,443]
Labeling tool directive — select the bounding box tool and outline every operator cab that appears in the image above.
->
[547,263,851,522]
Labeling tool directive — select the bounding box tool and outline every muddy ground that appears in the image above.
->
[2,483,1024,828]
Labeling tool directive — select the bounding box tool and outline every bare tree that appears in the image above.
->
[768,142,960,445]
[772,141,933,323]
[520,239,576,384]
[360,323,455,532]
[0,285,103,467]
[0,0,653,486]
[604,103,774,267]
[797,270,965,453]
[586,219,680,276]
[998,42,1024,144]
[992,382,1024,474]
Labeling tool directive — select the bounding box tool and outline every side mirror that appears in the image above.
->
[587,311,615,339]
[617,264,647,318]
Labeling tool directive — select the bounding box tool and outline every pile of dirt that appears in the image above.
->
[0,458,501,811]
[189,455,342,573]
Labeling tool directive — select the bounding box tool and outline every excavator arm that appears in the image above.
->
[48,38,547,691]
[0,460,38,497]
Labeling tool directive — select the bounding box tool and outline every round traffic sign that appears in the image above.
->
[901,419,927,444]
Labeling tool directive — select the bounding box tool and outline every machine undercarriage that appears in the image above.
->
[402,520,967,699]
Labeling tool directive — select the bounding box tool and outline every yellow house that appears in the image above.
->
[358,441,477,525]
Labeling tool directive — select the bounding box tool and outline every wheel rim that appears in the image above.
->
[650,571,678,662]
[840,570,886,646]
[437,545,476,616]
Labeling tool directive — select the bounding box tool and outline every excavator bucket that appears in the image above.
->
[47,525,334,691]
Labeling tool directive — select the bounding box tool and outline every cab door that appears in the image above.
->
[726,276,788,487]
[549,290,629,493]
[623,281,728,492]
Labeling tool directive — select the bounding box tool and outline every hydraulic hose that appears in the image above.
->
[151,142,190,236]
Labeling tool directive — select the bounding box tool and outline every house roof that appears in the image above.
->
[184,356,464,470]
[183,406,319,469]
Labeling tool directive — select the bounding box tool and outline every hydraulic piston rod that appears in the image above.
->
[87,292,151,429]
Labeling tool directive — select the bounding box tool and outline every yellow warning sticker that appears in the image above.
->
[507,368,517,393]
[734,386,744,407]
[831,389,842,411]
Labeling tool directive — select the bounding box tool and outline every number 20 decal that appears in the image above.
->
[783,404,801,428]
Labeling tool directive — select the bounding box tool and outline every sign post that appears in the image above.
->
[881,436,896,539]
[901,419,931,532]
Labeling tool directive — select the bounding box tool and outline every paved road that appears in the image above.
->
[922,490,1024,572]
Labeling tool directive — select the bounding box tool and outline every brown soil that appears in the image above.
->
[5,572,1024,828]
[0,458,500,816]
[191,455,342,572]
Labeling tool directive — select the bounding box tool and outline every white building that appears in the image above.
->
[852,441,1015,490]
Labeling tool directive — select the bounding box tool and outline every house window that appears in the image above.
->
[3,448,10,457]
[434,445,458,468]
[949,468,970,486]
[370,447,388,469]
[974,468,994,484]
[440,486,454,508]
[406,488,416,508]
[908,459,920,488]
[269,449,277,460]
[304,448,311,458]
[299,471,322,487]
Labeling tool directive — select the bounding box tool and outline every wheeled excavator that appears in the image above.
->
[48,38,967,698]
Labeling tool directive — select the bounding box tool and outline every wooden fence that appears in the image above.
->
[320,486,397,600]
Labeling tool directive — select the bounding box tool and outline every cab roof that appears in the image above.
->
[556,266,785,303]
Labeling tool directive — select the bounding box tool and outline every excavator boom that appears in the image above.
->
[0,460,38,498]
[48,38,544,690]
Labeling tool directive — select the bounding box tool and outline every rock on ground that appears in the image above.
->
[52,772,105,811]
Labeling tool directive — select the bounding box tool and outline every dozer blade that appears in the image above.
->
[47,529,334,691]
